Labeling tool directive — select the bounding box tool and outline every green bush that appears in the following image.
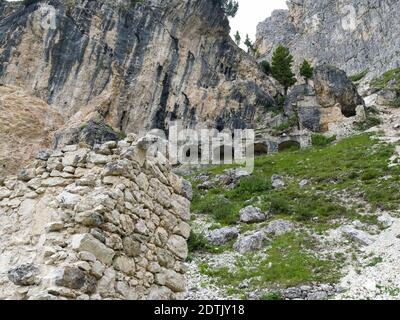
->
[192,195,238,225]
[354,114,382,131]
[260,60,271,75]
[187,231,210,253]
[361,169,381,181]
[269,196,291,215]
[227,176,272,201]
[311,134,337,147]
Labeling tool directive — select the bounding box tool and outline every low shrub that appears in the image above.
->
[311,134,337,147]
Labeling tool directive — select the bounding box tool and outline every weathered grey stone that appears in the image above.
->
[181,180,193,201]
[148,286,173,300]
[307,291,328,300]
[239,206,267,223]
[55,267,86,290]
[340,226,375,246]
[102,160,130,177]
[167,235,188,260]
[45,222,64,232]
[207,227,240,246]
[75,212,104,227]
[113,256,136,276]
[123,237,142,257]
[72,234,115,265]
[233,231,271,253]
[272,175,285,189]
[299,179,309,188]
[57,191,81,209]
[164,270,186,293]
[197,180,215,190]
[78,251,96,263]
[377,214,394,229]
[36,150,52,161]
[18,168,36,182]
[0,187,11,200]
[8,264,39,286]
[313,64,364,117]
[62,149,88,167]
[265,220,295,236]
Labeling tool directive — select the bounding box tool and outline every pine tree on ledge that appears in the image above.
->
[271,45,297,96]
[300,59,314,85]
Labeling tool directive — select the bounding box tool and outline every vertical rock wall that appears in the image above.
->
[256,0,400,79]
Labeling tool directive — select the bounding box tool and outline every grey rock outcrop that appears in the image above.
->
[313,64,364,117]
[271,175,285,189]
[339,226,375,246]
[239,206,267,223]
[207,227,240,246]
[284,65,364,132]
[264,220,295,236]
[233,231,271,253]
[0,0,280,135]
[256,0,400,80]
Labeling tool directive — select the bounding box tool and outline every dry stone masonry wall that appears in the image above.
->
[0,135,191,300]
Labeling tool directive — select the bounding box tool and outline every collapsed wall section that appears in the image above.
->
[0,135,191,300]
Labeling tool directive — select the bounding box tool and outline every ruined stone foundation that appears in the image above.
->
[0,135,191,300]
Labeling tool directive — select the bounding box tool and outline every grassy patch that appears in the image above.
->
[272,115,298,136]
[312,134,337,147]
[200,233,341,290]
[371,67,400,90]
[354,113,382,131]
[187,230,233,260]
[190,134,399,226]
[349,69,369,83]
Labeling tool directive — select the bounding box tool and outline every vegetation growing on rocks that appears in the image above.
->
[371,67,400,90]
[187,131,400,299]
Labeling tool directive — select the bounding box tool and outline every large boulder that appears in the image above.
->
[207,227,240,246]
[239,206,267,223]
[264,220,295,236]
[233,231,271,253]
[313,64,364,117]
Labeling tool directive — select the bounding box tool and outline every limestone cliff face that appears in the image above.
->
[0,0,280,135]
[256,0,400,79]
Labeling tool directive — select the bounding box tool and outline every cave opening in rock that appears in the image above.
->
[278,141,301,152]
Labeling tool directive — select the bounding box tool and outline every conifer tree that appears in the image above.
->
[300,59,314,84]
[271,45,297,95]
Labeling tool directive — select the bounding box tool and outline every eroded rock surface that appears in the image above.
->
[0,0,280,134]
[256,0,400,79]
[0,85,63,177]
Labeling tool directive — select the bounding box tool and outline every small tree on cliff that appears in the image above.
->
[260,60,271,75]
[300,59,313,84]
[244,34,254,53]
[216,0,239,18]
[271,45,296,96]
[234,31,241,46]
